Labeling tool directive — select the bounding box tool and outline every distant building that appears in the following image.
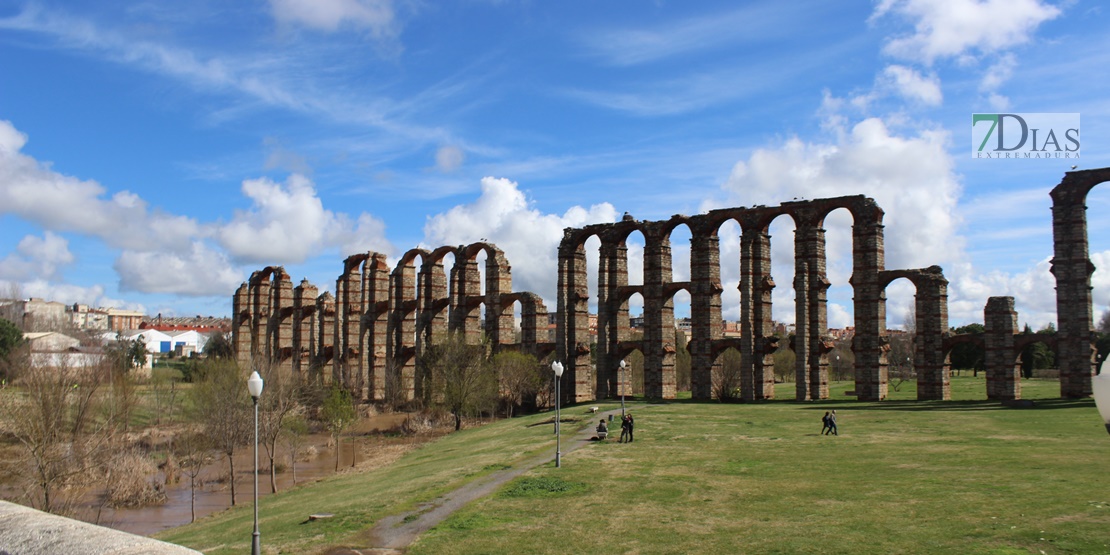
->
[141,314,231,333]
[106,309,144,332]
[69,304,109,330]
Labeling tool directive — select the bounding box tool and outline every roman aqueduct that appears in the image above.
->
[233,167,1110,404]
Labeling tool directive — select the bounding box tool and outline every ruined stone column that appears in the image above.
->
[793,212,831,401]
[852,203,888,401]
[337,256,365,396]
[793,219,811,401]
[484,248,515,349]
[740,220,776,401]
[689,222,722,400]
[595,237,620,399]
[315,292,335,385]
[267,270,294,377]
[449,253,481,345]
[232,282,251,369]
[1049,169,1110,398]
[388,262,417,402]
[250,272,270,365]
[292,279,317,382]
[362,254,390,402]
[642,223,677,399]
[557,231,594,404]
[914,266,950,401]
[984,296,1021,400]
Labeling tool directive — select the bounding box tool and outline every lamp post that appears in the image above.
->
[619,359,627,419]
[1094,368,1110,435]
[551,360,564,467]
[247,371,264,555]
[835,354,840,382]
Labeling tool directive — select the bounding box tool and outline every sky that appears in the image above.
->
[1,0,1108,331]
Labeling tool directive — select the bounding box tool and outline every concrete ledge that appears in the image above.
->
[0,500,201,555]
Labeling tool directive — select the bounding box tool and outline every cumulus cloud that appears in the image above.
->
[0,120,200,252]
[269,0,396,38]
[0,232,74,282]
[115,241,243,296]
[216,173,393,264]
[872,0,1061,64]
[423,176,619,305]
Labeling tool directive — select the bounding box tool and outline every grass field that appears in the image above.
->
[157,376,1110,554]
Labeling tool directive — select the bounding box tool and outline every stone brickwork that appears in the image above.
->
[555,195,943,404]
[1050,168,1110,398]
[237,243,552,403]
[234,168,1109,406]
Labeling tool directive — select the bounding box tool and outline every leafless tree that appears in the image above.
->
[257,360,302,493]
[189,359,251,506]
[280,413,309,486]
[712,348,743,401]
[492,351,543,417]
[0,351,117,514]
[174,430,212,524]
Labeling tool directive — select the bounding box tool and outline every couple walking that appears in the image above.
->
[821,410,838,435]
[619,413,635,443]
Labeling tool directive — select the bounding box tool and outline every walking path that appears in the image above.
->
[332,408,631,554]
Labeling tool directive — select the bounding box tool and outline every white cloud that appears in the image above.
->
[423,177,619,305]
[435,145,464,173]
[269,0,396,38]
[216,173,394,264]
[115,242,242,296]
[0,232,75,282]
[881,65,943,105]
[0,120,200,252]
[872,0,1061,65]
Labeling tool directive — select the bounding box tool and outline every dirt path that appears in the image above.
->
[331,408,631,554]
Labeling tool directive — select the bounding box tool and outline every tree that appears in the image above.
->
[1020,323,1056,378]
[712,348,742,401]
[888,334,914,392]
[949,323,986,376]
[422,333,498,431]
[0,317,22,360]
[174,430,212,524]
[0,352,117,513]
[492,351,544,417]
[257,363,301,493]
[205,331,234,360]
[281,413,309,486]
[189,359,251,506]
[772,335,795,383]
[321,385,356,472]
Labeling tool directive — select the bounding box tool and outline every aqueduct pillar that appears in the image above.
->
[739,219,776,401]
[689,221,722,400]
[852,206,887,401]
[984,296,1021,400]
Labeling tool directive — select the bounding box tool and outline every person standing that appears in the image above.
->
[619,415,630,443]
[627,413,635,442]
[825,410,838,436]
[821,411,831,435]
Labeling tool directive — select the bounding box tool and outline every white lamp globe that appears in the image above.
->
[247,371,264,399]
[551,361,564,377]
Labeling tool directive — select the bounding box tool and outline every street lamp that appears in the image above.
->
[619,359,627,418]
[835,354,840,382]
[247,370,264,555]
[1093,369,1110,435]
[551,360,564,468]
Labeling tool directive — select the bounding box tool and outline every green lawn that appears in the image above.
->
[158,376,1110,555]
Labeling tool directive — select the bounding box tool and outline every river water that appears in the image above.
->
[77,412,412,536]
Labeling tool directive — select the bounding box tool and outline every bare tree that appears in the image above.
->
[189,359,251,506]
[712,348,743,401]
[257,361,302,493]
[0,351,117,513]
[492,351,543,417]
[280,413,309,486]
[174,430,212,524]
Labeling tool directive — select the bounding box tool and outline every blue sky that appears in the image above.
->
[0,0,1108,330]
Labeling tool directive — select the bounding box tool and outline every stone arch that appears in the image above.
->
[387,248,430,402]
[1050,167,1110,397]
[877,266,950,400]
[557,226,608,404]
[236,266,294,377]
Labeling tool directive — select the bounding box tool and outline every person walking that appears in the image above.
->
[619,415,630,443]
[825,410,838,436]
[821,411,831,435]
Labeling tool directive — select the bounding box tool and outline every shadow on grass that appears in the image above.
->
[643,396,1094,412]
